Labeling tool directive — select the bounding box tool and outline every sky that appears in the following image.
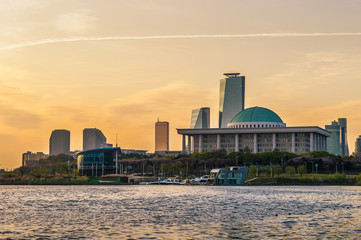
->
[1,0,361,169]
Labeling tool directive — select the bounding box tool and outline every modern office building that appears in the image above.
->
[22,151,48,167]
[155,120,169,152]
[325,118,349,156]
[178,106,331,154]
[191,107,210,129]
[83,128,112,151]
[325,121,341,156]
[338,118,349,156]
[49,129,70,155]
[355,136,361,157]
[219,73,245,128]
[77,147,121,177]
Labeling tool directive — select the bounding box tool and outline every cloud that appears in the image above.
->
[0,104,43,129]
[55,9,97,34]
[1,32,361,50]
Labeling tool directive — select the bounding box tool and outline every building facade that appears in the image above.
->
[219,73,245,128]
[191,107,210,129]
[178,107,330,154]
[325,119,349,156]
[77,147,121,177]
[155,120,169,152]
[49,129,70,155]
[338,118,349,156]
[83,128,112,150]
[355,136,361,157]
[22,151,48,167]
[325,121,341,156]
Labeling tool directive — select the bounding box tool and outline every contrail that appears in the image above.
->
[1,32,361,50]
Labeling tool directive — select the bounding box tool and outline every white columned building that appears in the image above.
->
[178,107,331,154]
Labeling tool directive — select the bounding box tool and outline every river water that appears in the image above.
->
[1,185,361,239]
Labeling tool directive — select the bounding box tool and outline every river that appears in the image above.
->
[1,185,361,239]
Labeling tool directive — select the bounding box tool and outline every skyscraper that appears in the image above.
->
[219,73,245,128]
[155,120,169,152]
[49,129,70,155]
[338,118,349,156]
[325,121,341,156]
[355,136,361,157]
[191,107,210,129]
[83,128,112,150]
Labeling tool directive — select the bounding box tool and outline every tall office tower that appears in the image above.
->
[155,120,169,152]
[83,128,112,150]
[49,129,70,155]
[219,73,245,128]
[355,136,361,157]
[191,107,210,129]
[325,121,341,155]
[338,118,349,156]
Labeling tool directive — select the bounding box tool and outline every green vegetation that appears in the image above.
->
[2,150,361,185]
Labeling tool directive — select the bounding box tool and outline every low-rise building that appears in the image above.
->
[178,107,331,154]
[22,151,48,167]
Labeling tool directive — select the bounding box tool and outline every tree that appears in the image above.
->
[273,167,282,177]
[297,165,306,177]
[285,166,296,178]
[248,166,257,177]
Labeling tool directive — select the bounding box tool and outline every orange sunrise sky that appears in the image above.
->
[1,0,361,169]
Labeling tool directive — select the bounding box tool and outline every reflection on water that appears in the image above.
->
[1,186,361,239]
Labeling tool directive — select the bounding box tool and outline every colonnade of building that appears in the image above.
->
[181,132,328,154]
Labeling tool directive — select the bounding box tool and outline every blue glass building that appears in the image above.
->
[219,73,245,128]
[77,147,121,177]
[191,107,210,129]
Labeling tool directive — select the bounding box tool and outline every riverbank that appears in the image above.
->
[247,173,359,186]
[1,172,361,186]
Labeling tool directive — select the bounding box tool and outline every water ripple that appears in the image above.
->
[1,185,361,239]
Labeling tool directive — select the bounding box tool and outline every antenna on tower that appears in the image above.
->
[116,133,118,147]
[157,117,159,122]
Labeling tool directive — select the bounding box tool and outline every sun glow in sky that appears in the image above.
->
[1,0,361,169]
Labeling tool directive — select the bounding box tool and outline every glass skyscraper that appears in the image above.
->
[325,121,341,156]
[338,118,349,156]
[355,136,361,157]
[191,107,210,129]
[325,118,349,156]
[219,73,245,128]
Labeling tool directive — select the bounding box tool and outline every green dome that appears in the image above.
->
[231,107,283,123]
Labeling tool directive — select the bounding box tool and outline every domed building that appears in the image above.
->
[227,106,286,128]
[177,106,331,154]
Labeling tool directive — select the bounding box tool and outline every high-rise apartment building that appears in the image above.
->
[219,73,245,128]
[338,118,349,156]
[355,136,361,157]
[155,120,169,152]
[83,128,112,150]
[325,118,349,156]
[325,121,341,156]
[191,107,210,129]
[49,129,70,155]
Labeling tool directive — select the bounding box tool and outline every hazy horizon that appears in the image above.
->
[1,0,361,169]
